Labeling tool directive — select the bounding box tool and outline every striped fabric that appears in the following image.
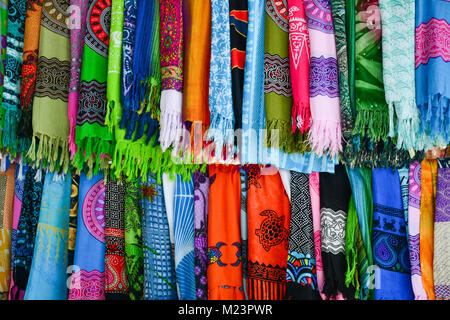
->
[173,174,195,300]
[141,174,177,300]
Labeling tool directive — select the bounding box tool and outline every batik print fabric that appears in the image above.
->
[319,165,353,299]
[104,179,129,300]
[419,159,437,300]
[408,162,427,300]
[194,169,209,300]
[207,165,244,300]
[68,173,106,300]
[246,165,290,300]
[24,172,71,300]
[372,169,414,300]
[415,0,450,145]
[68,174,79,267]
[17,0,43,147]
[173,173,196,300]
[28,0,71,173]
[305,0,342,157]
[140,173,177,300]
[1,0,27,152]
[8,164,28,300]
[0,165,15,299]
[10,167,45,300]
[285,171,320,300]
[124,179,144,300]
[433,158,450,300]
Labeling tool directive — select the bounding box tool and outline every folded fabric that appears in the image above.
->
[408,162,428,300]
[0,164,15,299]
[140,173,178,300]
[68,173,106,300]
[24,171,71,300]
[247,165,290,300]
[433,158,450,300]
[194,169,209,300]
[207,165,244,300]
[372,168,414,300]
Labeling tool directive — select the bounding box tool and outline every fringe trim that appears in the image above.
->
[418,93,450,142]
[26,133,70,173]
[308,119,342,157]
[291,102,311,134]
[2,108,19,153]
[345,248,360,299]
[159,90,183,152]
[352,109,389,142]
[265,119,309,154]
[206,112,235,161]
[247,277,286,300]
[72,136,114,178]
[388,100,421,151]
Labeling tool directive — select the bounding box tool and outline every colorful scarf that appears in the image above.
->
[415,1,450,146]
[0,2,7,138]
[285,171,320,300]
[229,0,248,132]
[240,166,248,299]
[10,167,45,300]
[27,0,71,173]
[68,173,105,300]
[119,0,160,143]
[398,167,410,234]
[372,168,414,300]
[305,0,342,157]
[246,165,290,300]
[346,167,373,300]
[419,158,437,300]
[140,173,177,300]
[182,0,211,132]
[73,0,114,175]
[68,0,89,157]
[159,0,184,152]
[207,0,234,160]
[194,169,209,300]
[264,0,306,154]
[124,179,144,300]
[379,0,420,151]
[287,0,310,134]
[24,171,71,300]
[309,172,328,299]
[104,179,129,300]
[173,173,195,300]
[319,165,353,299]
[330,0,353,139]
[1,0,27,153]
[68,174,79,268]
[17,0,43,149]
[434,158,450,300]
[353,0,389,143]
[0,164,14,299]
[207,165,244,299]
[8,163,27,300]
[408,162,427,300]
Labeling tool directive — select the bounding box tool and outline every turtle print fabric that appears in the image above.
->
[247,165,290,300]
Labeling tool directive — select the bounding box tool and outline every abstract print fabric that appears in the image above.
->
[194,169,209,300]
[408,162,427,300]
[372,168,414,300]
[0,165,15,299]
[68,173,106,300]
[433,158,450,300]
[140,173,177,300]
[24,171,71,300]
[207,165,244,300]
[173,173,195,300]
[246,165,290,300]
[285,171,320,300]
